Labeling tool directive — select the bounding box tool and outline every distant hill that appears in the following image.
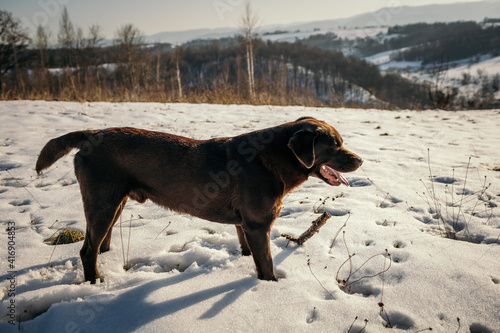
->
[317,1,500,29]
[146,27,236,45]
[144,1,500,44]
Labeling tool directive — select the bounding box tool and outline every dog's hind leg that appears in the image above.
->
[235,225,251,256]
[99,197,128,254]
[79,189,127,283]
[76,160,128,283]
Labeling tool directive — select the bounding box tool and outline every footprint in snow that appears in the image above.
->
[413,214,433,224]
[9,199,31,206]
[385,270,405,285]
[390,252,409,264]
[306,307,318,324]
[320,208,349,216]
[376,220,397,227]
[433,176,458,184]
[379,147,405,151]
[348,280,381,297]
[379,196,403,208]
[407,206,425,213]
[469,323,494,333]
[381,310,415,330]
[393,240,406,248]
[364,239,376,246]
[0,162,22,170]
[348,177,371,187]
[1,177,26,188]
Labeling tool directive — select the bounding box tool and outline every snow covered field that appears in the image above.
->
[0,101,499,332]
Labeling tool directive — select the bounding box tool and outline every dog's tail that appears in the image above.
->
[35,130,98,174]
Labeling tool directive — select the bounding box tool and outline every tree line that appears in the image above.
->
[1,8,486,109]
[390,22,500,64]
[298,20,500,61]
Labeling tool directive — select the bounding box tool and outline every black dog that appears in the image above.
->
[36,117,362,283]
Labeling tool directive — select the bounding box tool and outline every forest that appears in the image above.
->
[298,20,500,61]
[389,21,500,64]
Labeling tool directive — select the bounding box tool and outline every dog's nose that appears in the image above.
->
[351,155,363,169]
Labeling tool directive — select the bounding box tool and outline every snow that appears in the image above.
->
[261,26,387,43]
[366,50,422,72]
[446,55,500,79]
[1,101,499,332]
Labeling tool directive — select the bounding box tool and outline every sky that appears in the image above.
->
[0,0,486,40]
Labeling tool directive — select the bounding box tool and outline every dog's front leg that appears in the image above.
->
[241,221,277,281]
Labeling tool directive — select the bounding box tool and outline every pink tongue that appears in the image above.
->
[320,165,350,187]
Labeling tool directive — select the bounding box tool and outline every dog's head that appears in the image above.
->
[288,117,363,187]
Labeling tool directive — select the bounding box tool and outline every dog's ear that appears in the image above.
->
[288,130,318,168]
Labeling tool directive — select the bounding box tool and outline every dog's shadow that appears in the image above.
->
[93,247,297,330]
[17,272,259,332]
[11,243,299,331]
[111,272,258,323]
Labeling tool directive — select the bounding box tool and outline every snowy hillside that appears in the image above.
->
[367,52,500,107]
[0,101,499,332]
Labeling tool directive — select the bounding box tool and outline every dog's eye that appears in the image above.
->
[327,146,339,153]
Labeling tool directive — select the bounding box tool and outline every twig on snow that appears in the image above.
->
[282,212,332,245]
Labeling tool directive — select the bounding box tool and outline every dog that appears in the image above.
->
[36,117,362,283]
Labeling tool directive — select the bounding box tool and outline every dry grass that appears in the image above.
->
[1,70,378,109]
[45,228,85,245]
[420,152,493,241]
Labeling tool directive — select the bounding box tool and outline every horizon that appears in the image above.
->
[0,0,490,41]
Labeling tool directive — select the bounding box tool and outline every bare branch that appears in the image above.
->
[238,1,260,38]
[282,212,332,245]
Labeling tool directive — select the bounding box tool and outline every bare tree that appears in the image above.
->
[33,24,51,96]
[235,54,243,96]
[58,7,75,67]
[0,10,30,94]
[155,43,161,87]
[88,24,103,49]
[74,26,85,71]
[426,60,457,109]
[239,1,259,101]
[88,24,103,81]
[35,25,50,68]
[115,23,144,89]
[174,46,183,100]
